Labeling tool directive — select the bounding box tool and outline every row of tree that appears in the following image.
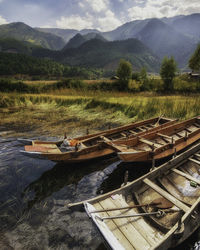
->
[0,52,106,79]
[116,43,200,92]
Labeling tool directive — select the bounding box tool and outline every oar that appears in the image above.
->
[90,202,160,214]
[90,197,173,214]
[96,208,180,221]
[96,210,164,221]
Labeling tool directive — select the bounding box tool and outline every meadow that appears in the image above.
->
[1,79,200,137]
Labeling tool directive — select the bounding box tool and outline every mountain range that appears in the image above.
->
[0,13,200,72]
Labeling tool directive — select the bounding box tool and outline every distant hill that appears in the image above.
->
[37,27,100,43]
[63,33,107,50]
[171,13,200,42]
[57,38,160,72]
[1,13,200,72]
[0,35,159,72]
[0,22,65,50]
[103,17,197,68]
[133,18,195,68]
[36,27,78,43]
[63,33,87,50]
[35,13,200,70]
[0,38,42,55]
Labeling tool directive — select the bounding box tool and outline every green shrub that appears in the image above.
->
[0,78,36,92]
[174,78,198,93]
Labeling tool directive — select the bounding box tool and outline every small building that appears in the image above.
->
[110,76,119,80]
[188,72,200,79]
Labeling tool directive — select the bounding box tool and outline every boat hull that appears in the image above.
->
[68,142,200,249]
[116,116,200,162]
[20,116,175,163]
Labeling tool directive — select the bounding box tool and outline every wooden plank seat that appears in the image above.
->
[143,178,190,212]
[189,158,200,165]
[172,168,200,185]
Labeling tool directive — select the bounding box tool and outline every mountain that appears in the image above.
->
[171,13,200,42]
[63,33,107,50]
[37,27,100,43]
[0,22,65,50]
[35,13,200,69]
[63,33,87,50]
[57,38,160,72]
[36,27,78,43]
[133,18,195,68]
[103,17,196,68]
[102,19,149,41]
[0,38,42,55]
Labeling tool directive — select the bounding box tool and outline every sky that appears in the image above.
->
[0,0,199,31]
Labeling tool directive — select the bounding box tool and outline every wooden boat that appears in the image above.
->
[106,116,200,162]
[68,142,200,250]
[19,116,175,163]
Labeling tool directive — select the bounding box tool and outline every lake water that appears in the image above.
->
[0,135,200,249]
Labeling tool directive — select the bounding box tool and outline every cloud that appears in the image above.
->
[97,10,122,31]
[0,15,7,24]
[86,0,109,13]
[56,14,93,30]
[128,0,200,21]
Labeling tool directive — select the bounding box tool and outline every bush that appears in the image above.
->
[0,78,36,92]
[128,80,141,92]
[174,78,198,93]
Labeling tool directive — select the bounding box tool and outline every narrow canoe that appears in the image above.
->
[106,116,200,162]
[68,142,200,250]
[19,116,175,163]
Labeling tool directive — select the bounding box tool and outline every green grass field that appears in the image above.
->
[1,90,200,136]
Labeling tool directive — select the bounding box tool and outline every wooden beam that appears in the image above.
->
[189,158,200,165]
[137,127,145,132]
[175,133,182,138]
[139,138,160,148]
[194,153,200,158]
[172,168,200,185]
[143,178,189,212]
[129,130,137,134]
[157,133,172,139]
[194,123,200,128]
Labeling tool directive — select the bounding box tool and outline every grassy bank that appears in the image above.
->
[1,91,200,136]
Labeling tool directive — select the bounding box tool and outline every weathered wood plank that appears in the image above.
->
[110,194,163,246]
[157,133,172,139]
[143,178,190,212]
[94,202,134,250]
[139,138,160,148]
[172,168,200,185]
[189,158,200,165]
[99,198,151,250]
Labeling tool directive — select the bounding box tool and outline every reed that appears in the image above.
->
[1,92,200,136]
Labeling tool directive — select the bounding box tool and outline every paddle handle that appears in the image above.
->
[90,202,160,214]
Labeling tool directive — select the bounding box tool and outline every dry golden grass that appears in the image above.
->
[83,79,115,84]
[1,91,200,137]
[24,80,58,85]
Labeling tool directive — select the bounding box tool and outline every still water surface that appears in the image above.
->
[0,135,200,249]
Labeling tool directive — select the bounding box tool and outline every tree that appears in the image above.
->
[117,59,132,81]
[116,59,132,90]
[189,43,200,72]
[160,56,177,92]
[139,67,149,91]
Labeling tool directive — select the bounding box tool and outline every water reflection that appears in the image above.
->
[97,161,151,194]
[22,157,118,211]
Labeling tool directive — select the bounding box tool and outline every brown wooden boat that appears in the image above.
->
[106,116,200,162]
[68,142,200,250]
[19,116,175,163]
